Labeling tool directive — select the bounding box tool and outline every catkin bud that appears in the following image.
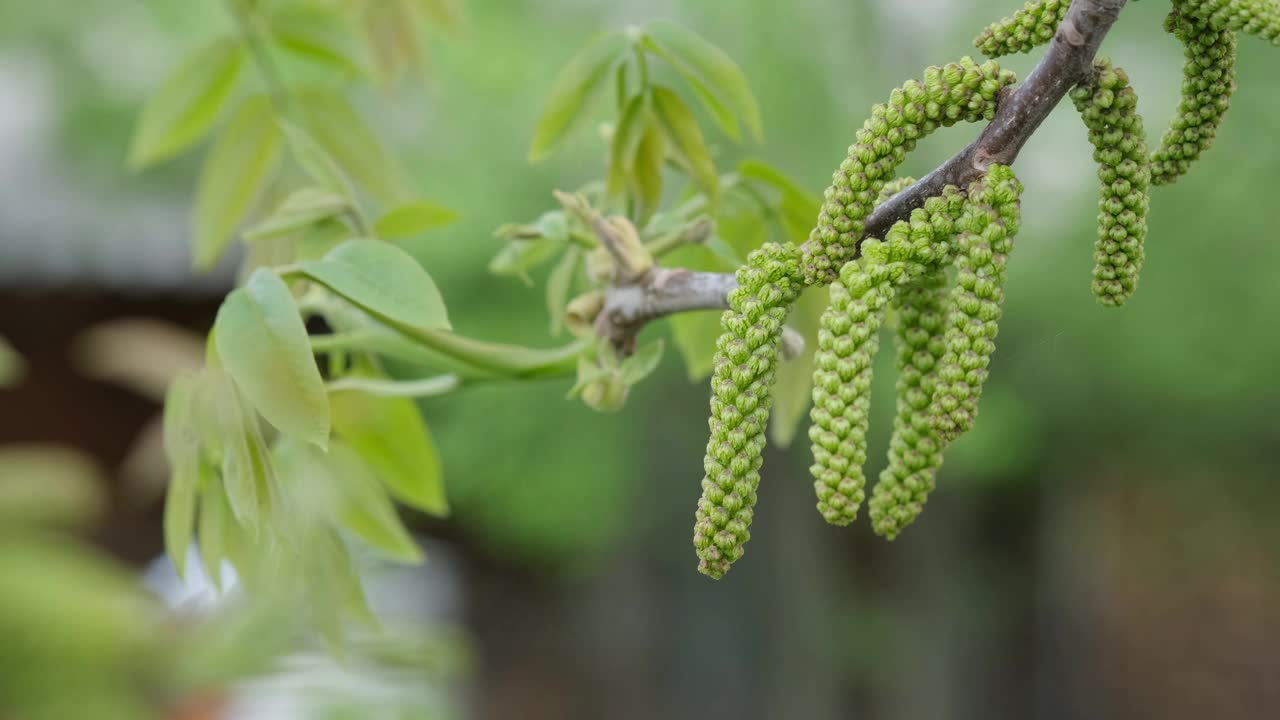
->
[808,187,967,526]
[928,165,1023,444]
[801,58,1016,286]
[974,0,1069,58]
[1181,0,1280,45]
[695,243,803,579]
[867,268,950,539]
[1071,60,1152,307]
[1150,10,1238,186]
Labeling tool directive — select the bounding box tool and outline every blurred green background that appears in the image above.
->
[2,0,1278,718]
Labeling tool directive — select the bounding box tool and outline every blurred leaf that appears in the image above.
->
[269,4,368,77]
[198,475,227,591]
[738,159,820,243]
[297,218,355,261]
[0,445,104,528]
[546,246,580,336]
[128,36,245,169]
[172,594,296,692]
[529,31,629,161]
[214,268,330,449]
[374,201,460,239]
[632,123,666,220]
[300,239,451,331]
[607,93,649,197]
[620,339,665,385]
[411,0,462,30]
[285,438,423,563]
[663,61,740,141]
[770,287,827,447]
[642,21,762,142]
[212,378,274,537]
[665,245,734,380]
[488,237,563,285]
[162,375,200,577]
[245,187,350,242]
[296,89,411,204]
[0,334,23,387]
[193,96,283,268]
[280,120,356,200]
[75,319,206,402]
[650,86,718,199]
[326,374,459,398]
[364,0,419,87]
[331,375,448,516]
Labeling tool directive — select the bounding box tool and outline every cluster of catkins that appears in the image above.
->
[693,0,1280,579]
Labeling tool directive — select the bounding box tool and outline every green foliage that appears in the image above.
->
[801,57,1016,286]
[1071,61,1151,307]
[694,243,803,579]
[974,0,1068,58]
[1149,9,1237,186]
[297,239,452,331]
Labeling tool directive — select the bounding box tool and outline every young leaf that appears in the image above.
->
[770,287,827,447]
[411,0,462,30]
[546,247,580,336]
[214,268,330,448]
[128,37,246,169]
[269,4,369,78]
[244,187,350,242]
[738,159,820,244]
[620,339,665,385]
[374,201,460,239]
[363,0,420,87]
[632,123,667,219]
[650,86,718,199]
[212,379,274,536]
[279,121,357,200]
[529,31,630,161]
[607,93,650,197]
[198,479,227,591]
[192,97,284,269]
[665,62,741,141]
[162,375,200,578]
[295,89,411,204]
[488,237,564,285]
[642,21,763,142]
[299,239,451,331]
[330,378,448,516]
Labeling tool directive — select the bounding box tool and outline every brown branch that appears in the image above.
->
[597,0,1127,350]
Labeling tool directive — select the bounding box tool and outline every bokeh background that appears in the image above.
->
[2,0,1279,718]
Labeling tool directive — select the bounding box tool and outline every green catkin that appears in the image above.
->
[801,58,1016,287]
[1070,61,1152,307]
[876,176,917,206]
[809,187,968,526]
[928,165,1024,445]
[1183,0,1280,44]
[695,243,803,579]
[974,0,1069,57]
[1150,9,1237,186]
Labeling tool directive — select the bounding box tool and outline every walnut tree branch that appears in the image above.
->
[596,0,1127,350]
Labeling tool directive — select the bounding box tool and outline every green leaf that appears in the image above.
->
[488,237,564,285]
[737,159,820,244]
[299,239,451,331]
[632,123,667,220]
[198,478,226,591]
[412,0,462,30]
[212,378,274,536]
[545,247,580,336]
[214,268,330,448]
[665,62,740,141]
[650,86,718,199]
[770,287,827,447]
[666,245,735,379]
[529,31,630,161]
[274,438,423,563]
[128,36,245,169]
[279,120,356,200]
[191,97,284,270]
[620,339,665,385]
[0,334,24,387]
[269,4,368,77]
[607,93,649,197]
[244,187,350,242]
[642,21,763,142]
[330,377,448,516]
[295,89,411,204]
[162,375,200,578]
[374,201,460,239]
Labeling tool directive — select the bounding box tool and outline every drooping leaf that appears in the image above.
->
[198,477,227,591]
[192,96,284,269]
[374,201,460,239]
[642,21,763,142]
[244,187,350,242]
[269,4,369,77]
[162,375,200,577]
[650,86,718,199]
[770,287,827,447]
[128,36,245,169]
[632,123,667,220]
[529,31,630,161]
[211,378,274,537]
[488,237,564,285]
[214,268,330,448]
[620,339,665,385]
[279,120,356,200]
[545,246,580,336]
[295,89,411,204]
[330,378,448,516]
[607,93,649,197]
[663,61,741,141]
[299,239,451,331]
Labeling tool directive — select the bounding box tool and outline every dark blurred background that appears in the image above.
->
[2,1,1278,718]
